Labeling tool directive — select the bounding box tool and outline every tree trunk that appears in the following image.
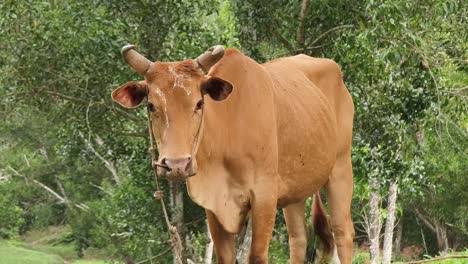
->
[368,177,381,264]
[296,0,311,51]
[382,181,398,264]
[204,220,213,264]
[413,208,449,255]
[435,222,449,254]
[171,182,185,264]
[394,217,403,258]
[236,219,252,264]
[452,233,461,251]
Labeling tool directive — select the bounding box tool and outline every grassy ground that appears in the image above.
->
[352,250,468,264]
[0,240,112,264]
[1,226,466,263]
[0,240,63,264]
[0,226,117,264]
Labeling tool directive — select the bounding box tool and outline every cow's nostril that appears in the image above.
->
[163,157,191,170]
[185,157,193,171]
[158,158,171,171]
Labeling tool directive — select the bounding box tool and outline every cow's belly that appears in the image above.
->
[274,82,337,207]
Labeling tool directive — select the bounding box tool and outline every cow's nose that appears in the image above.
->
[161,156,193,174]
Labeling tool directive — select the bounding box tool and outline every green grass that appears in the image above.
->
[0,240,63,264]
[355,249,468,264]
[416,250,468,264]
[0,240,114,264]
[22,225,72,245]
[72,260,110,264]
[21,242,77,260]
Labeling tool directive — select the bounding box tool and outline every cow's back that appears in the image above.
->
[279,55,354,156]
[263,55,354,206]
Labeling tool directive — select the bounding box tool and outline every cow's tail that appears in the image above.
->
[312,192,335,262]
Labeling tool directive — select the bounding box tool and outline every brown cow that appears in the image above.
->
[112,45,354,264]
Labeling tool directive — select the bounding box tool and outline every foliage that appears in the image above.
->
[413,119,468,239]
[0,183,24,239]
[73,177,170,261]
[352,251,370,264]
[0,0,236,261]
[0,0,466,262]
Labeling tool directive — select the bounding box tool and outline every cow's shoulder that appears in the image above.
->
[210,48,259,77]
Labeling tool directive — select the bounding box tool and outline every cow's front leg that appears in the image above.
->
[283,201,307,263]
[206,210,236,264]
[249,188,278,264]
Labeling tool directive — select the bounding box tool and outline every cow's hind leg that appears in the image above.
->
[206,210,236,264]
[325,154,355,264]
[283,201,307,263]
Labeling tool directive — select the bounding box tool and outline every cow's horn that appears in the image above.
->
[195,45,225,74]
[121,45,152,77]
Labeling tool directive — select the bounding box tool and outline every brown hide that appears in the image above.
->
[187,49,354,234]
[113,47,355,263]
[187,49,279,233]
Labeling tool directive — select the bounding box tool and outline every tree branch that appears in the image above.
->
[90,183,113,196]
[41,90,142,123]
[269,21,296,54]
[55,177,69,203]
[33,178,66,204]
[309,25,354,46]
[443,86,468,97]
[296,0,312,50]
[292,43,331,54]
[79,132,121,185]
[405,255,468,264]
[115,130,147,138]
[413,207,436,233]
[42,90,89,104]
[450,86,468,91]
[8,166,89,211]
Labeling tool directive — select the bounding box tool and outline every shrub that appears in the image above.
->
[0,184,25,239]
[352,251,370,264]
[69,175,171,262]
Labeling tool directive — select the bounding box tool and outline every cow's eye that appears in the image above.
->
[147,102,156,112]
[195,99,204,111]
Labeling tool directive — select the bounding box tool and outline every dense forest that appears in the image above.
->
[0,0,466,263]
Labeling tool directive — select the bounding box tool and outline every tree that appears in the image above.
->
[0,0,465,262]
[233,0,465,261]
[0,0,238,262]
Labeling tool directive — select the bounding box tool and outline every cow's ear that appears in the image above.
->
[111,81,147,108]
[201,77,233,101]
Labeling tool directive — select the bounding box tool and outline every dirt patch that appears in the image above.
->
[401,245,424,260]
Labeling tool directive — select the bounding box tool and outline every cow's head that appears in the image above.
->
[112,45,232,181]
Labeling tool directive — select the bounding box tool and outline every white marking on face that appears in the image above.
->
[156,88,170,128]
[168,65,192,95]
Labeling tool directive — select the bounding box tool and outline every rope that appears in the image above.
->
[146,99,184,264]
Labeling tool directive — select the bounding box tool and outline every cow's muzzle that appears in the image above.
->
[157,156,196,181]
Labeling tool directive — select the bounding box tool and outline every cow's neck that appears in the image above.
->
[187,48,278,233]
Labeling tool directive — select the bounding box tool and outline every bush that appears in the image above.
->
[29,204,65,230]
[268,238,289,263]
[69,174,172,262]
[0,184,25,239]
[352,251,370,264]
